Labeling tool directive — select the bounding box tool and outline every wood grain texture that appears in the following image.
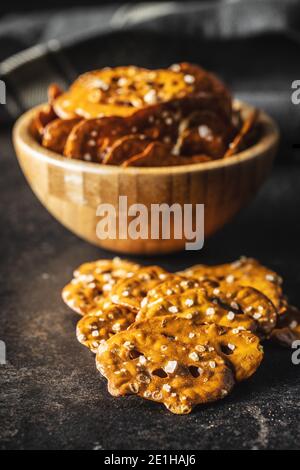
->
[12,101,279,255]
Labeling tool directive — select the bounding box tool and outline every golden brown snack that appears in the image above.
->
[137,287,257,334]
[173,109,233,159]
[138,275,277,337]
[141,277,276,336]
[123,143,212,167]
[32,66,261,166]
[180,257,285,314]
[62,94,230,162]
[176,62,232,117]
[62,257,140,315]
[122,142,173,167]
[47,83,63,103]
[97,322,234,414]
[53,63,231,120]
[42,118,81,153]
[103,134,151,165]
[144,277,202,307]
[110,266,171,310]
[225,109,259,157]
[270,305,300,347]
[96,318,262,414]
[76,301,137,353]
[29,104,57,141]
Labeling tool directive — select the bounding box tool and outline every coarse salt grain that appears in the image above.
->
[253,313,262,320]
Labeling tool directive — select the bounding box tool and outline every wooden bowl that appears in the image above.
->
[13,101,279,255]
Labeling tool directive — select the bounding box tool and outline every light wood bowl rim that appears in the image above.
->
[13,100,279,175]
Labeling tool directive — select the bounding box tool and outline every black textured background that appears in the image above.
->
[0,1,300,450]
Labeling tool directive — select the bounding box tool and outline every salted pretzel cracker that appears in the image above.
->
[30,104,57,141]
[96,318,262,413]
[53,63,231,120]
[62,258,140,315]
[47,83,63,104]
[103,134,151,165]
[33,67,260,166]
[122,142,172,167]
[128,315,263,382]
[110,266,171,310]
[270,305,300,348]
[137,288,257,334]
[30,83,63,141]
[175,62,231,117]
[142,277,276,336]
[76,301,137,353]
[42,118,81,153]
[129,94,231,140]
[180,257,285,314]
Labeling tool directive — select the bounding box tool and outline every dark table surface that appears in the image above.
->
[0,124,300,450]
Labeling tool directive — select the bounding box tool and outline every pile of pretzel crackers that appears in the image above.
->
[31,63,258,166]
[62,257,299,414]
